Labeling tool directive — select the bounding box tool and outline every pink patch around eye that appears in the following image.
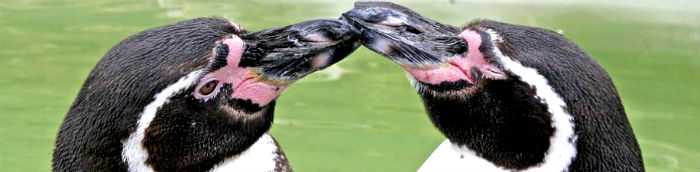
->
[458,30,506,80]
[193,35,246,100]
[192,34,289,106]
[400,29,506,85]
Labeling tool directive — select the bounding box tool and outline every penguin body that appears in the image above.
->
[344,2,644,171]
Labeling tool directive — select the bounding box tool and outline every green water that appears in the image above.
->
[0,0,698,171]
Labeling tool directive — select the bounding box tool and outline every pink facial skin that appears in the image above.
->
[400,30,505,85]
[193,35,287,106]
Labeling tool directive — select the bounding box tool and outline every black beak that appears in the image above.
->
[341,1,466,67]
[239,19,360,83]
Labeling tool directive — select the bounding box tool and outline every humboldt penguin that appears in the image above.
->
[53,17,359,172]
[343,2,643,172]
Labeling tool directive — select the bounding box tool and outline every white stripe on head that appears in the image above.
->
[483,29,577,172]
[122,70,204,172]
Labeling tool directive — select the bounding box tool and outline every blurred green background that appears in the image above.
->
[0,0,698,171]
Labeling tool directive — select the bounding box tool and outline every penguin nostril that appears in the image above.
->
[199,80,219,95]
[403,25,422,34]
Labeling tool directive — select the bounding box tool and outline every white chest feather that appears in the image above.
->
[417,140,508,172]
[208,134,281,172]
[419,139,578,172]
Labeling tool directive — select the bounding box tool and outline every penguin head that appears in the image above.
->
[145,18,359,141]
[66,18,359,171]
[343,2,508,99]
[145,18,359,126]
[190,19,360,115]
[343,4,640,171]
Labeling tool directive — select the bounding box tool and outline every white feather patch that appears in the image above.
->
[121,70,203,172]
[208,134,280,172]
[418,140,509,172]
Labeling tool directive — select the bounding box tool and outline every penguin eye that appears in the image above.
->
[199,80,219,95]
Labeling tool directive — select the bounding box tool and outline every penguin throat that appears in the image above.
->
[400,30,505,86]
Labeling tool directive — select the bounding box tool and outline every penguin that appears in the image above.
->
[53,17,360,172]
[342,2,644,172]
